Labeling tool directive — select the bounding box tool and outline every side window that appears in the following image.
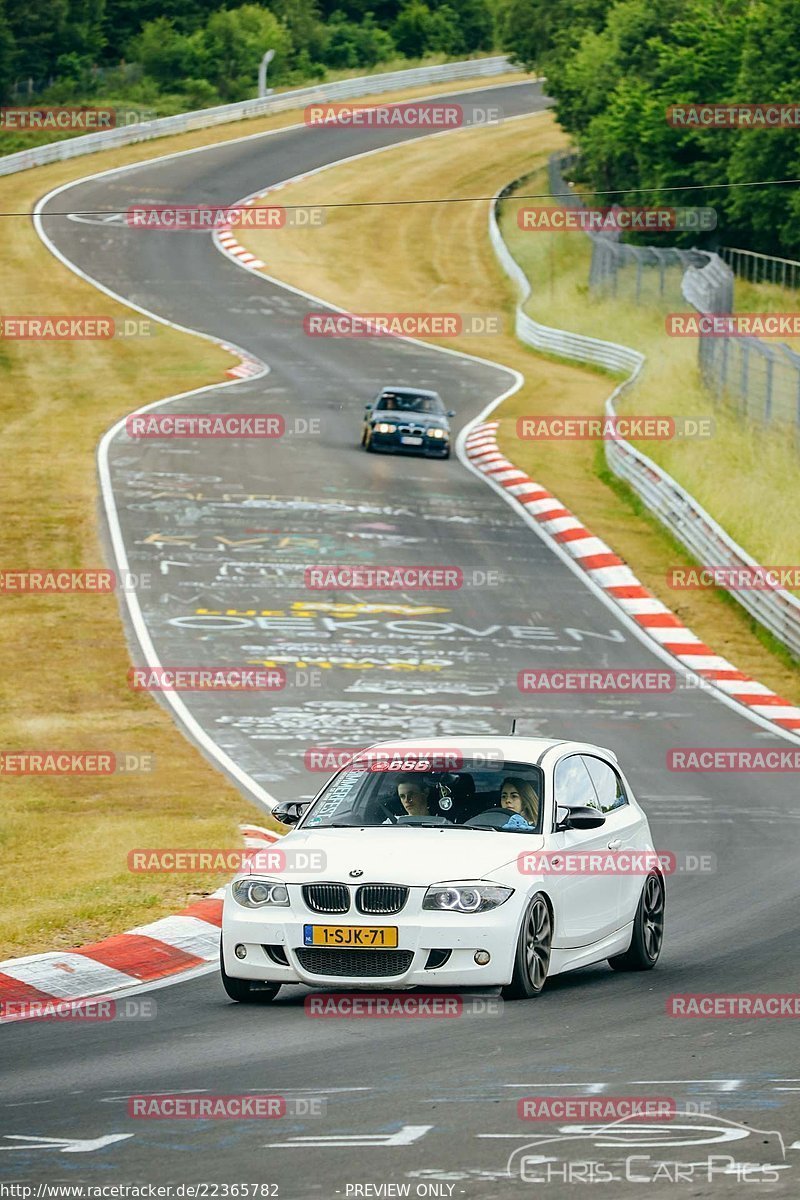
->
[554,755,601,813]
[583,756,628,813]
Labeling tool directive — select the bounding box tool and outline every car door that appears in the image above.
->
[582,754,648,926]
[549,754,621,947]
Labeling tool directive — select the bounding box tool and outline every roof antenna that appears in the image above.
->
[510,718,517,735]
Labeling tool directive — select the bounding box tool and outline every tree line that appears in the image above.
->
[501,0,800,257]
[2,0,796,257]
[0,0,494,107]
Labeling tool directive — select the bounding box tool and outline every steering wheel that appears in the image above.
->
[462,807,509,829]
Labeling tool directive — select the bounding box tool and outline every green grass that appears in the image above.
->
[500,168,800,600]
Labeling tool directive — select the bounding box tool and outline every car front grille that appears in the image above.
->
[397,424,425,437]
[295,948,414,977]
[355,884,409,915]
[302,883,350,914]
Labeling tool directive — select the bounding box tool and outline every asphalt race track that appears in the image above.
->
[3,81,800,1197]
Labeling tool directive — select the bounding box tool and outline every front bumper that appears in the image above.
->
[369,430,449,457]
[221,900,519,989]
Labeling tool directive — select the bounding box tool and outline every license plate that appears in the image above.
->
[303,924,398,948]
[400,436,423,445]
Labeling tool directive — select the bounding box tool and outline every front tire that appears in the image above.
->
[220,948,281,1004]
[502,893,552,999]
[608,872,665,972]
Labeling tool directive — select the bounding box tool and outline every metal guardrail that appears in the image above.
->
[681,253,735,314]
[0,56,515,178]
[492,182,643,376]
[489,186,800,660]
[603,435,800,659]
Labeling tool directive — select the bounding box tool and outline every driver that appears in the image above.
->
[396,774,434,817]
[499,776,540,829]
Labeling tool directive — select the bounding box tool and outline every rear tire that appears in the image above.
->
[502,893,552,999]
[608,872,665,972]
[220,948,281,1003]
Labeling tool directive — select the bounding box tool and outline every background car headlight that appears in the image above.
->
[232,880,289,908]
[422,884,513,913]
[426,428,447,438]
[375,422,397,434]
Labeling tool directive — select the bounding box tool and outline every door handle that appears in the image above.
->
[607,839,622,850]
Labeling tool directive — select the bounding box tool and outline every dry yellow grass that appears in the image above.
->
[0,73,531,957]
[238,110,800,704]
[0,175,259,958]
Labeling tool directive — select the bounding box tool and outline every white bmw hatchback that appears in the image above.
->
[220,736,666,1002]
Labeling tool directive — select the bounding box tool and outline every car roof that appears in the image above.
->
[362,735,618,764]
[377,386,440,397]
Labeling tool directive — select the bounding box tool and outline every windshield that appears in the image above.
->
[375,392,445,415]
[301,758,544,833]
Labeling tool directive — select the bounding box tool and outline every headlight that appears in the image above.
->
[375,422,397,433]
[422,883,513,913]
[232,879,289,908]
[426,428,447,438]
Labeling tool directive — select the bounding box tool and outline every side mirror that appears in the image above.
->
[447,410,456,418]
[271,801,308,827]
[364,403,372,412]
[556,804,605,831]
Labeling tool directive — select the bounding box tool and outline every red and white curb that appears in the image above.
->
[216,194,276,272]
[215,187,294,275]
[220,338,263,380]
[465,422,800,733]
[217,224,264,271]
[215,180,313,280]
[0,826,280,1018]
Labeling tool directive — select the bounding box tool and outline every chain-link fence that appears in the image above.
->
[490,175,800,657]
[696,335,800,425]
[589,238,713,306]
[549,153,800,430]
[549,153,731,308]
